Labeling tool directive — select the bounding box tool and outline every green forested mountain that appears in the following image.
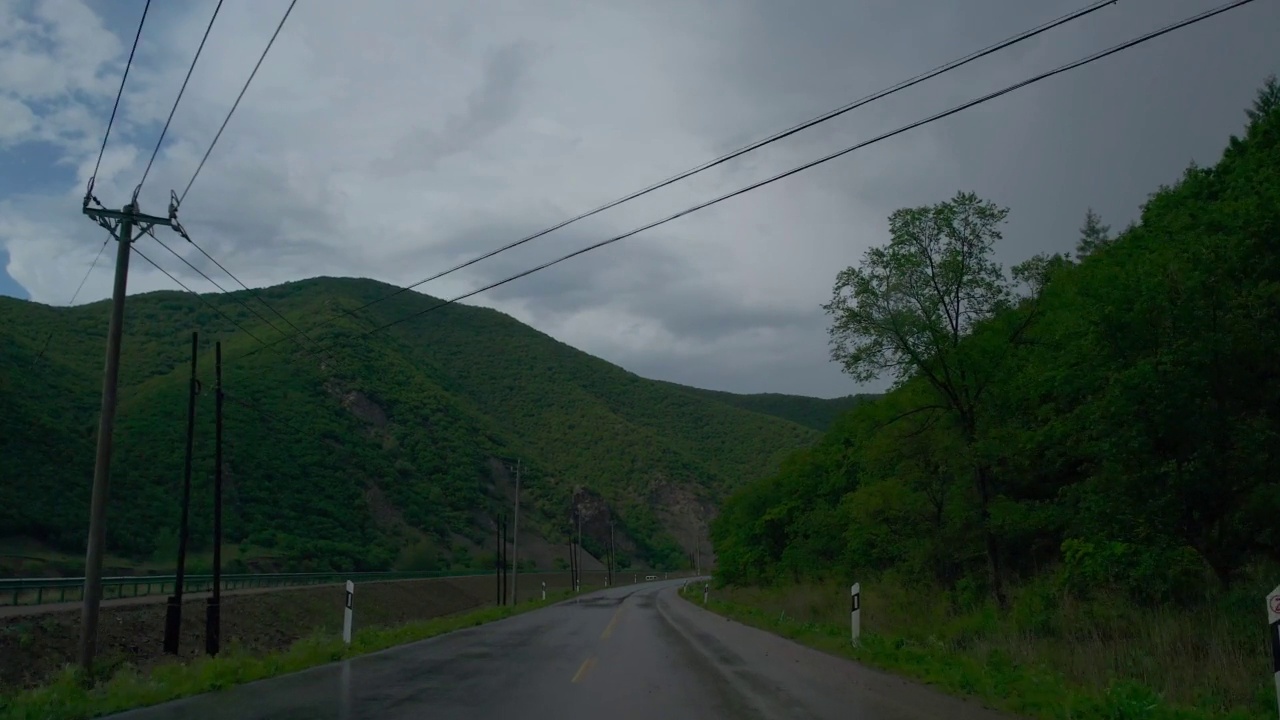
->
[710,77,1280,715]
[0,275,820,574]
[660,384,877,431]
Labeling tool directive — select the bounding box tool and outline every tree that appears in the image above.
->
[823,190,1020,607]
[1245,73,1279,128]
[1075,207,1112,259]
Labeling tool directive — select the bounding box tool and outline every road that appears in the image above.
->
[109,579,1014,720]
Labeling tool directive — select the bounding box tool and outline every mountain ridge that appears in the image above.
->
[0,277,840,575]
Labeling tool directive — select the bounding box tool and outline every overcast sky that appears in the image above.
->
[1,0,1276,398]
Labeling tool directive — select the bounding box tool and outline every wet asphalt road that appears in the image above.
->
[109,579,1014,719]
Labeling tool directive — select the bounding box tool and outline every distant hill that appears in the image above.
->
[664,384,878,431]
[0,277,821,574]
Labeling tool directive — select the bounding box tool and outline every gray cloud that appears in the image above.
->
[372,41,532,175]
[2,0,1277,398]
[425,221,817,345]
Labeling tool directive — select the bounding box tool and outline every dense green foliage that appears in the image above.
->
[711,78,1280,715]
[0,276,820,573]
[661,383,877,431]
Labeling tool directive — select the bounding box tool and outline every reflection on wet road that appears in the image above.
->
[109,579,1015,719]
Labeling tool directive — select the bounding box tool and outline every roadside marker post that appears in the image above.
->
[342,581,354,645]
[340,660,352,719]
[850,582,861,646]
[542,581,546,601]
[703,583,709,605]
[1268,583,1280,716]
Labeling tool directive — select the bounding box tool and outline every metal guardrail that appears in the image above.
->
[0,569,499,607]
[0,568,673,608]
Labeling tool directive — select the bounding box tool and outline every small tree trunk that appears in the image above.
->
[975,463,1008,609]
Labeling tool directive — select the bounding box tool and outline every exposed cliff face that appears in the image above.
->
[651,481,717,570]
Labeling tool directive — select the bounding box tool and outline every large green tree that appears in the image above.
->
[823,191,1031,606]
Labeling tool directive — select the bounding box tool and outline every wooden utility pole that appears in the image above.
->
[78,200,173,672]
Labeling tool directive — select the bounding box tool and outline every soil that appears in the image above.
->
[0,571,607,694]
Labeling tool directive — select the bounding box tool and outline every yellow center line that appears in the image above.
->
[571,599,628,683]
[600,604,627,641]
[571,656,597,683]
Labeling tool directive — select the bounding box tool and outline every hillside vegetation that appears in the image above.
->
[710,77,1280,718]
[0,274,822,575]
[661,383,877,431]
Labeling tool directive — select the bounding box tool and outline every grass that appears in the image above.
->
[0,589,586,720]
[680,580,1274,720]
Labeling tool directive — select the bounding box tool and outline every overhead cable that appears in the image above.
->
[305,0,1255,351]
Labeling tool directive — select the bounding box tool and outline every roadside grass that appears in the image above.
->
[679,581,1272,720]
[0,588,586,720]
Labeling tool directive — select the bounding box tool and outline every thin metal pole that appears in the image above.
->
[510,459,520,605]
[605,519,611,586]
[206,341,222,655]
[569,500,578,593]
[165,331,199,654]
[78,208,135,672]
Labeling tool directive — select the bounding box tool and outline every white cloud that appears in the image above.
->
[0,95,36,144]
[0,0,1278,397]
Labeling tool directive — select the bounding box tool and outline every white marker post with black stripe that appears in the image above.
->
[342,580,354,645]
[1268,583,1280,716]
[850,582,861,646]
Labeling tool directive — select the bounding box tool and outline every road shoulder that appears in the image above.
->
[660,585,1020,720]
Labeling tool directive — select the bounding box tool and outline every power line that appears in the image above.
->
[174,227,317,342]
[145,228,289,340]
[253,0,1120,355]
[308,0,1256,352]
[149,227,341,372]
[146,228,231,294]
[32,238,111,365]
[68,240,111,307]
[132,242,267,346]
[179,0,298,205]
[137,0,224,195]
[86,0,151,203]
[148,228,337,373]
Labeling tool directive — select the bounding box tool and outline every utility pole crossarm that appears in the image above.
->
[83,206,173,227]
